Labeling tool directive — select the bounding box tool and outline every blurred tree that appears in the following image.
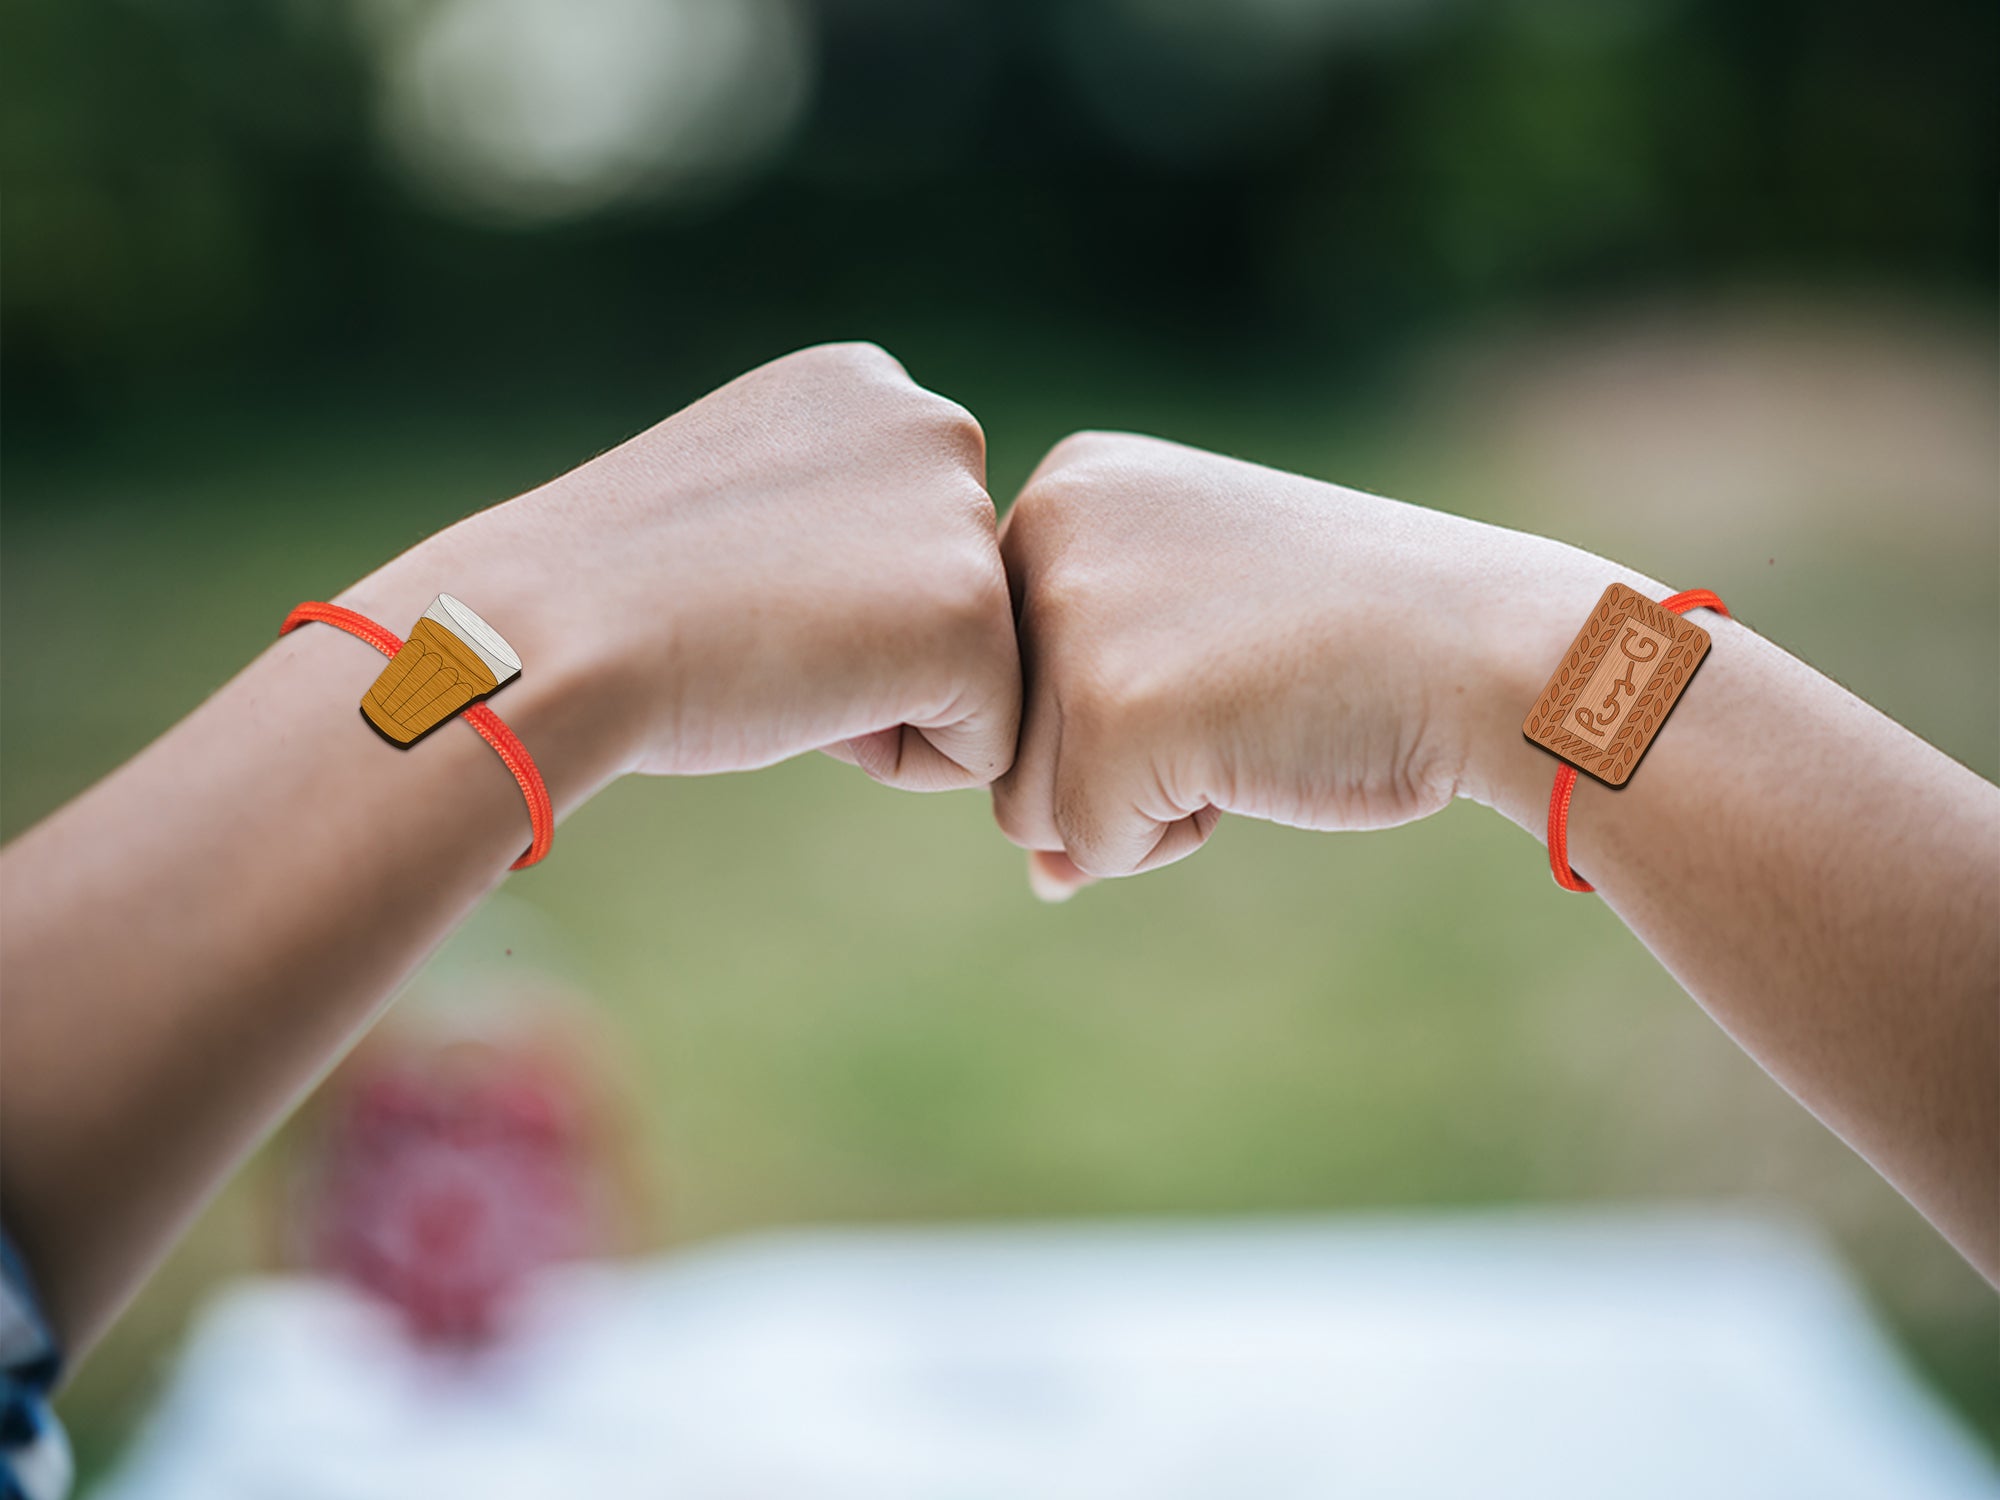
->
[2,0,1992,424]
[2,1,375,402]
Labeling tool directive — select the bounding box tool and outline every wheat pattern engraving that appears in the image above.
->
[1522,583,1711,787]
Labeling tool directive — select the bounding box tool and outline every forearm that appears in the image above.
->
[0,342,1020,1360]
[0,519,634,1354]
[1460,547,2000,1279]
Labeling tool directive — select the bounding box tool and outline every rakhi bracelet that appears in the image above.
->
[1523,585,1730,894]
[280,600,553,869]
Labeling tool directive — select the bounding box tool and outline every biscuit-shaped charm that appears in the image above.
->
[1522,583,1711,787]
[362,594,522,746]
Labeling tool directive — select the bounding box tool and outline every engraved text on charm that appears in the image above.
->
[1521,583,1711,788]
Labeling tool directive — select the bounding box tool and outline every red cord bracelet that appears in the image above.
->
[1546,588,1728,892]
[280,602,553,869]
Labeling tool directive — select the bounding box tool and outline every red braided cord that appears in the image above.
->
[1547,588,1729,893]
[280,602,552,869]
[282,601,403,656]
[462,704,553,867]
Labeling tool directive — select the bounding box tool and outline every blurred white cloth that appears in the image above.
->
[94,1211,1998,1500]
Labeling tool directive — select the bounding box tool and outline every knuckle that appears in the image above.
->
[930,551,1013,648]
[829,338,897,368]
[926,396,988,468]
[1042,429,1125,472]
[1003,476,1078,553]
[1063,653,1164,750]
[800,339,908,382]
[1051,778,1128,878]
[989,781,1037,847]
[1013,431,1146,524]
[1033,428,1160,489]
[1014,565,1091,654]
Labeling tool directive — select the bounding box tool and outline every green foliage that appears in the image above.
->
[3,0,1994,422]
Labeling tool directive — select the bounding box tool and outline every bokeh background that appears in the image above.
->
[4,0,1996,1481]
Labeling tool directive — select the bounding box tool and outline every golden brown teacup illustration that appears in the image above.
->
[362,594,522,745]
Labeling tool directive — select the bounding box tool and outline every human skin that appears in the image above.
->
[0,342,1019,1355]
[992,431,2000,1283]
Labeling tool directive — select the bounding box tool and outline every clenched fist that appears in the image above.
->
[345,342,1022,795]
[991,431,1625,897]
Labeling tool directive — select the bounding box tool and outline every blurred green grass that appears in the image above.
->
[5,320,1995,1481]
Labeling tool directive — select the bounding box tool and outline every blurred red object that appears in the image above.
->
[298,1013,636,1344]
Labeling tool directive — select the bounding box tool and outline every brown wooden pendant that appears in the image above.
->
[361,594,522,746]
[1523,583,1711,788]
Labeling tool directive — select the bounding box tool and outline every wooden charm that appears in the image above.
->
[1522,583,1711,787]
[362,594,522,746]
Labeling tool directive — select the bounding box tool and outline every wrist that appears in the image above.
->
[334,515,644,815]
[1448,534,1670,831]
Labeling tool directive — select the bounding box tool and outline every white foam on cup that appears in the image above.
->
[425,593,523,684]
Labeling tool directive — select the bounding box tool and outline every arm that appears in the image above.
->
[991,431,1999,1281]
[1463,563,1998,1281]
[0,342,1020,1356]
